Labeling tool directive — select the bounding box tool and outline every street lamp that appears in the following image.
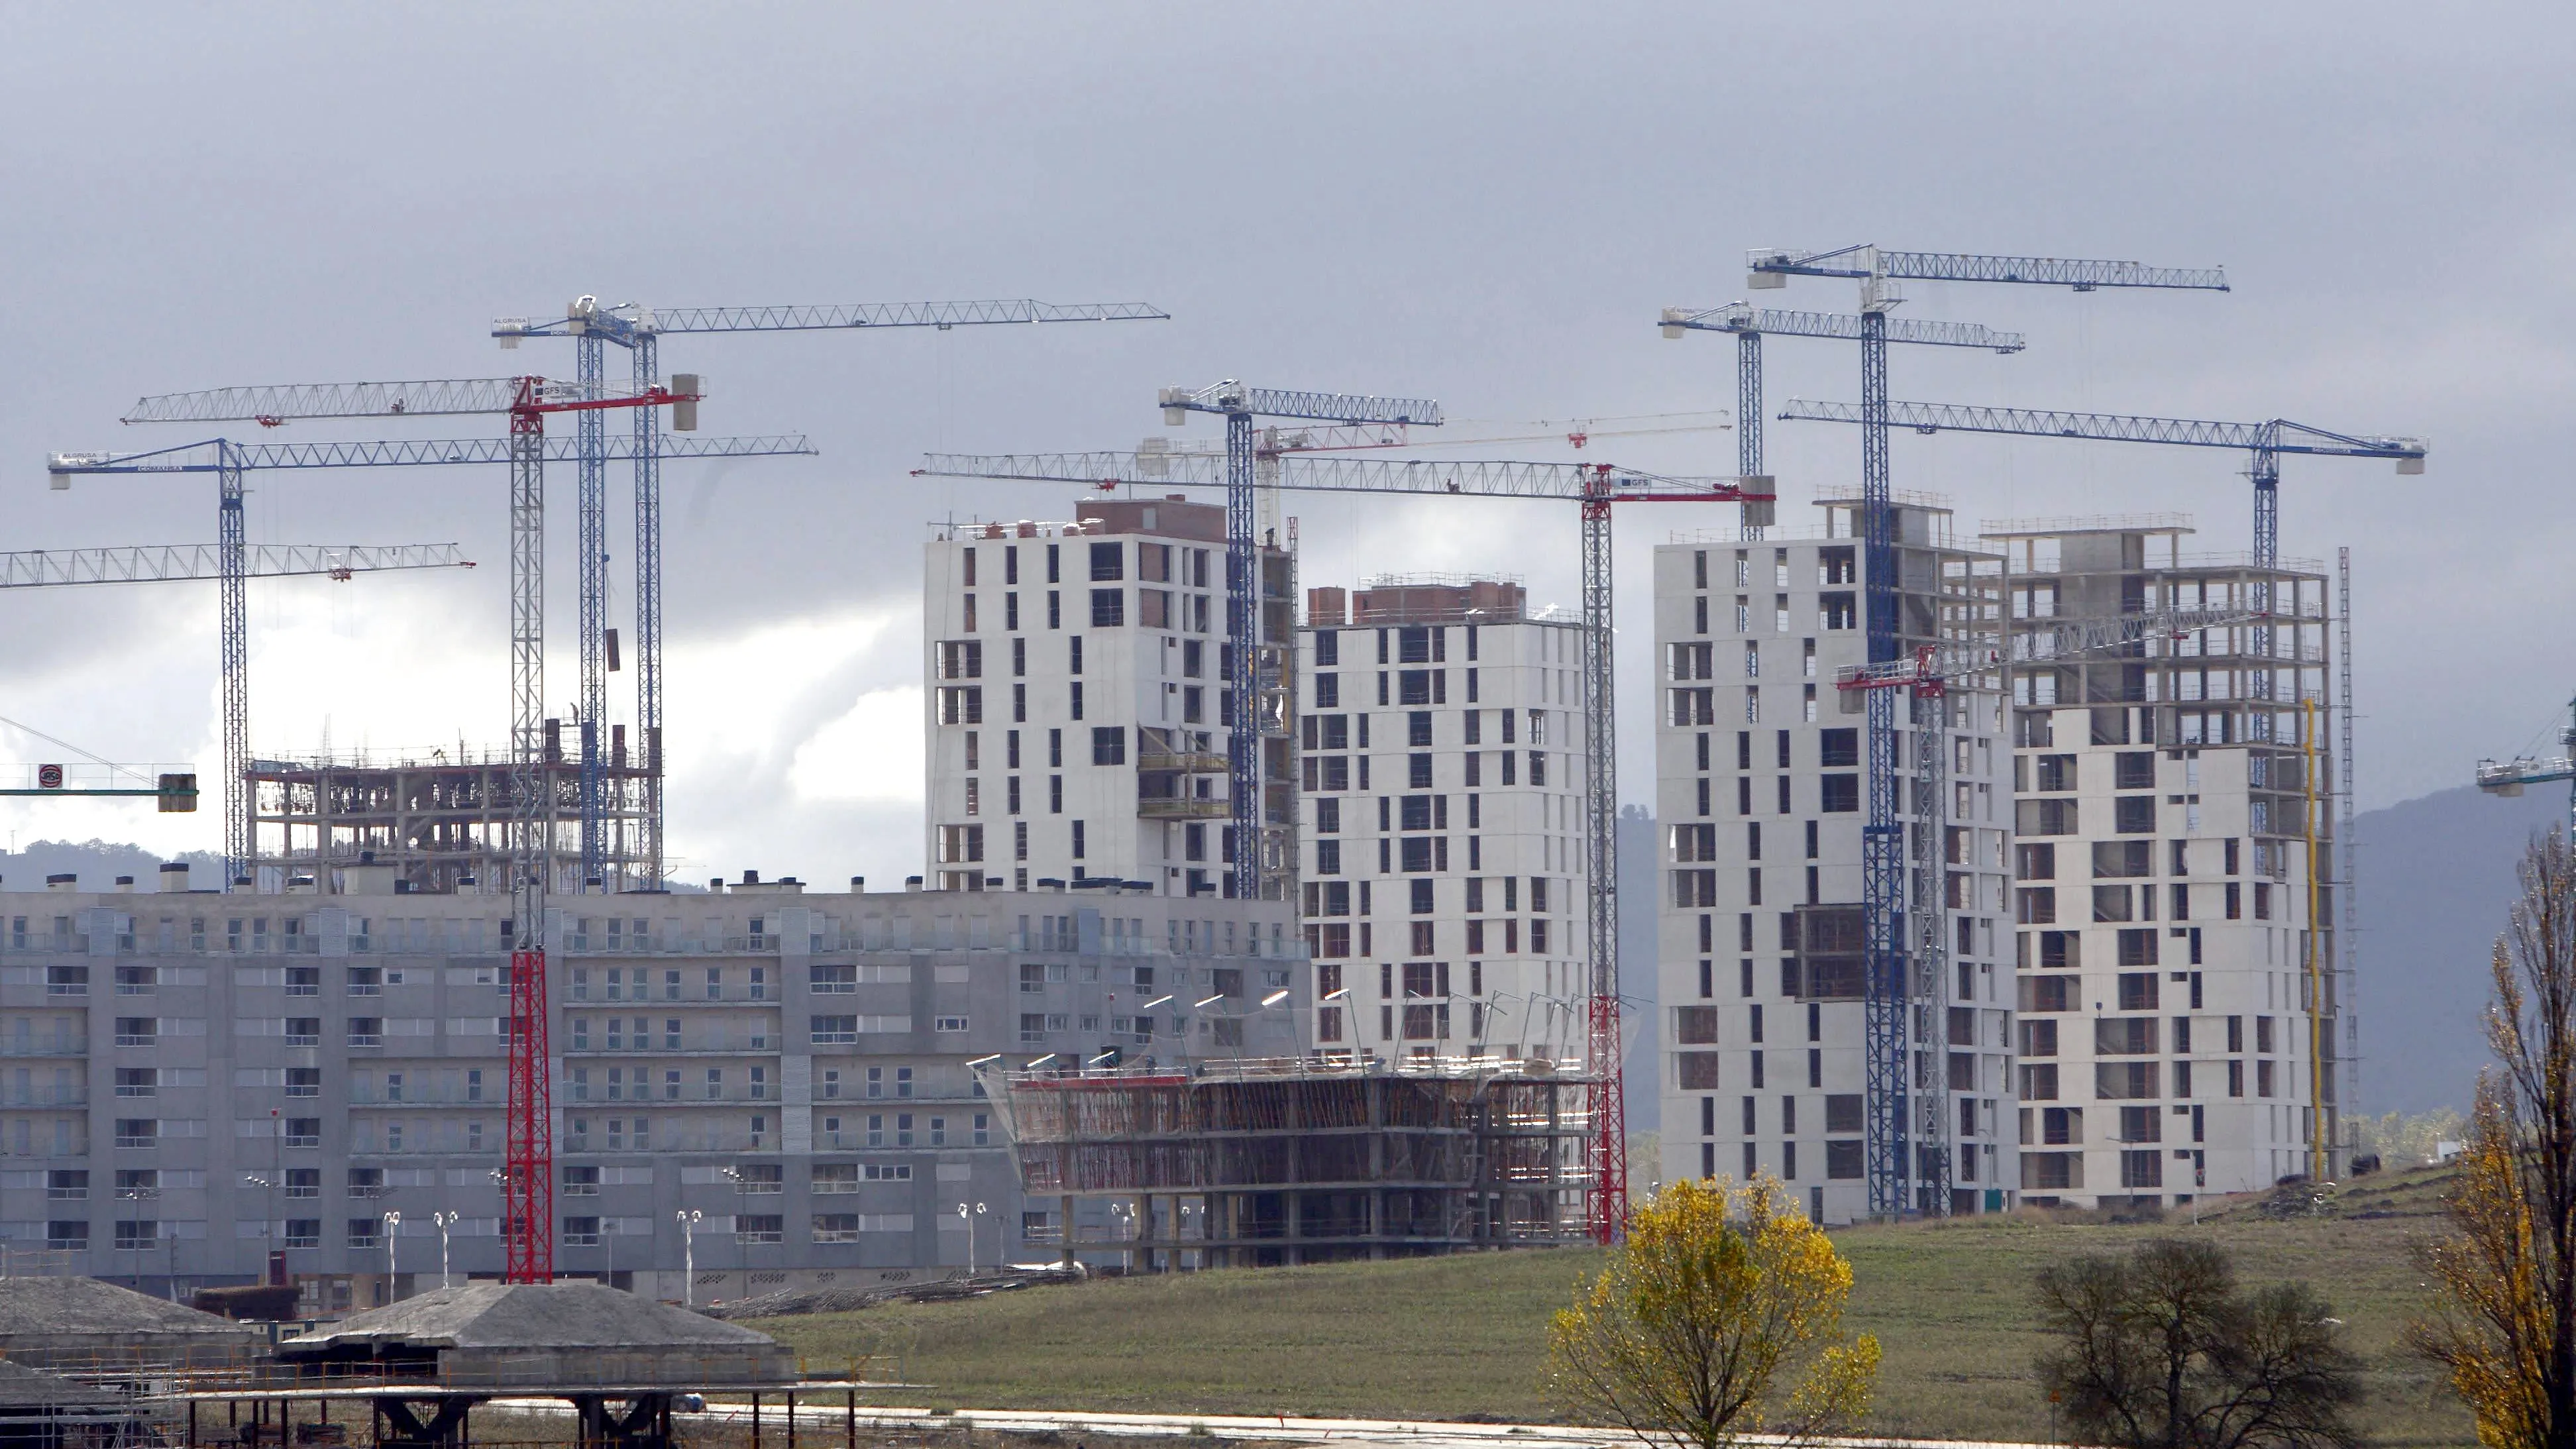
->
[117,1184,168,1299]
[675,1210,703,1306]
[432,1211,458,1288]
[955,1201,987,1275]
[382,1210,402,1299]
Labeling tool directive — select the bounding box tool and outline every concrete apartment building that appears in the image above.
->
[924,498,1297,899]
[1990,519,2342,1205]
[1653,498,2017,1225]
[0,871,1301,1307]
[1293,577,1592,1063]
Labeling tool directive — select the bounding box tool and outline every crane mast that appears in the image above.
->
[1154,384,1444,902]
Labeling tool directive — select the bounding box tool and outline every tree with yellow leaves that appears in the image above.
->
[2412,830,2576,1449]
[1544,1174,1879,1449]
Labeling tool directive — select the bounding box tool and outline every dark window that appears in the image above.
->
[1825,1140,1864,1179]
[1819,775,1858,812]
[2115,751,2157,789]
[1089,542,1124,581]
[1818,728,1857,767]
[1315,631,1338,666]
[1089,590,1124,627]
[1091,727,1126,766]
[2115,796,2157,833]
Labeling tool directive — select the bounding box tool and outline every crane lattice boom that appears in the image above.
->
[494,297,1168,340]
[0,543,470,588]
[1749,244,2229,292]
[1780,398,2427,464]
[1836,608,2267,691]
[1158,383,1444,428]
[53,435,810,476]
[123,377,697,425]
[916,451,1764,504]
[1660,305,2026,352]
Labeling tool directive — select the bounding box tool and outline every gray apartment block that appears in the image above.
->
[0,873,1302,1309]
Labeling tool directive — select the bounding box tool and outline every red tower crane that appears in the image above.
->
[121,372,704,1283]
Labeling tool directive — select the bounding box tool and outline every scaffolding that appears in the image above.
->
[246,733,655,895]
[979,1056,1595,1266]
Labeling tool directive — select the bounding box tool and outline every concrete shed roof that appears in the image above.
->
[0,1277,258,1342]
[282,1281,781,1353]
[276,1282,798,1387]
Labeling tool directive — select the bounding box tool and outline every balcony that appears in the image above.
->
[1139,797,1228,821]
[1138,751,1228,774]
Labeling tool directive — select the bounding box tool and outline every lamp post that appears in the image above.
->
[675,1209,702,1307]
[956,1201,987,1275]
[432,1211,458,1288]
[382,1210,401,1299]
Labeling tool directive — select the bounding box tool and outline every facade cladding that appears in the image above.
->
[1294,579,1591,1063]
[1654,502,2015,1225]
[923,498,1296,900]
[0,877,1300,1305]
[1990,523,2341,1206]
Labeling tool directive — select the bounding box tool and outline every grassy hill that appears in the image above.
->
[752,1168,2474,1446]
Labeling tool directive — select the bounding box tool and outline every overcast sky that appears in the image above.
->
[0,3,2565,888]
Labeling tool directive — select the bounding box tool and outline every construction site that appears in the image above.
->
[978,1057,1596,1266]
[0,226,2437,1373]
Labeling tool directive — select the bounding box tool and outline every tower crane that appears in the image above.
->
[916,447,1774,1244]
[492,297,1167,892]
[1152,384,1444,902]
[0,545,472,811]
[1658,303,2025,537]
[1658,301,2023,1213]
[1744,244,2229,1220]
[115,376,730,1285]
[50,431,812,889]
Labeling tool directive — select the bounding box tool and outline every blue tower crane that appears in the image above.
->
[1656,301,2023,1213]
[1151,384,1444,901]
[1744,245,2228,1220]
[55,423,812,890]
[493,297,1167,890]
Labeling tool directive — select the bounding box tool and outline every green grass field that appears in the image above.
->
[752,1168,2475,1446]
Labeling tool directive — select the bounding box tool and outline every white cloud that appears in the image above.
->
[790,687,924,804]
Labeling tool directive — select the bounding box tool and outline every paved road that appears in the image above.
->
[497,1397,2063,1449]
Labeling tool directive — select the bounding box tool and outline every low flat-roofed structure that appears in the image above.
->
[275,1281,794,1389]
[0,1278,262,1371]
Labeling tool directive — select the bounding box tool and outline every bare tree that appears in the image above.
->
[2414,830,2576,1448]
[2035,1239,2361,1449]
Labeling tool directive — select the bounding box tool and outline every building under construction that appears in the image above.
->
[980,1057,1594,1266]
[247,725,656,894]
